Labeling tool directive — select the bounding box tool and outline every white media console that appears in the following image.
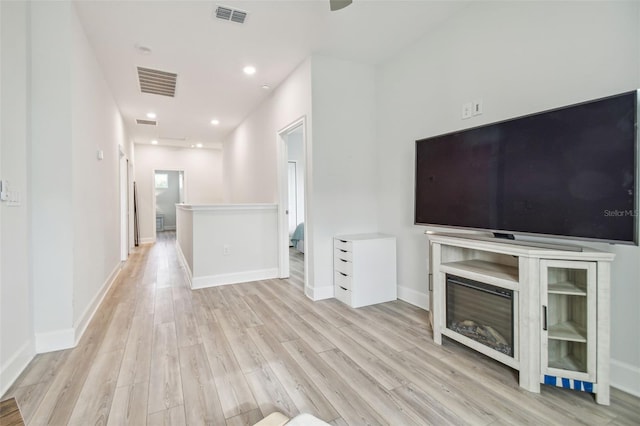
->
[428,233,615,405]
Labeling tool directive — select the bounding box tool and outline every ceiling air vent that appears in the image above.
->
[215,5,247,24]
[137,67,177,97]
[136,119,157,126]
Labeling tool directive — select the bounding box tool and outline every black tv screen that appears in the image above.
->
[415,91,638,244]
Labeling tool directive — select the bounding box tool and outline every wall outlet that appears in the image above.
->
[223,245,231,256]
[472,99,483,116]
[462,102,473,119]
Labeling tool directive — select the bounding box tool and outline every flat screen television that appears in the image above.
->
[415,91,638,245]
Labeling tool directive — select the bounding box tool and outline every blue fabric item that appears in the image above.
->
[290,222,304,246]
[584,382,593,393]
[562,378,571,389]
[574,380,582,390]
[544,375,557,385]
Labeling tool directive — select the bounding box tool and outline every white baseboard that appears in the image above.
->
[73,262,122,345]
[397,285,429,310]
[0,340,35,396]
[140,237,155,244]
[191,268,279,290]
[305,285,334,301]
[611,358,640,397]
[34,262,122,353]
[35,328,75,353]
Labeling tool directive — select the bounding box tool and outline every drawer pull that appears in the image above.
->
[339,272,347,277]
[340,258,347,263]
[339,240,348,243]
[339,249,347,253]
[339,286,347,291]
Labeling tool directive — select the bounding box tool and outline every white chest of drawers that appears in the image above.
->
[333,233,397,308]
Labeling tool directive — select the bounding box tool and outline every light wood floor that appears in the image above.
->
[3,231,639,425]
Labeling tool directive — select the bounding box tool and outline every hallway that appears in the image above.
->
[3,234,639,425]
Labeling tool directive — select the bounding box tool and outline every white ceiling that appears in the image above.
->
[74,0,468,149]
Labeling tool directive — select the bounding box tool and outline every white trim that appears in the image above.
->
[139,237,155,244]
[176,203,277,212]
[175,241,193,287]
[190,268,279,290]
[73,263,122,344]
[0,341,35,396]
[35,328,75,353]
[305,285,333,301]
[611,358,640,397]
[397,286,429,310]
[162,225,176,231]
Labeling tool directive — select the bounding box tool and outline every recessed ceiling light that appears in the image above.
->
[135,43,152,55]
[210,119,220,126]
[190,144,195,148]
[243,65,256,75]
[151,140,158,145]
[196,143,203,148]
[146,112,156,119]
[262,84,270,90]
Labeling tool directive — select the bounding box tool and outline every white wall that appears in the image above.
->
[0,0,33,395]
[309,55,378,298]
[155,170,180,230]
[223,58,312,204]
[71,4,129,334]
[30,0,75,348]
[223,56,380,299]
[134,144,223,243]
[176,205,279,289]
[1,0,131,392]
[375,1,640,394]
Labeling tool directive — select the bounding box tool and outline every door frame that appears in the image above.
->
[277,116,308,284]
[151,169,186,241]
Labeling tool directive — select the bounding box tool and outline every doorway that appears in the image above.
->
[278,117,307,286]
[153,169,184,240]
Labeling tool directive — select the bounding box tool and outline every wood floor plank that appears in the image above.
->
[200,319,258,419]
[28,343,101,426]
[214,308,267,374]
[106,382,148,426]
[147,404,187,426]
[322,299,416,351]
[244,363,299,419]
[153,287,175,325]
[225,408,265,426]
[147,322,184,414]
[173,291,202,348]
[0,398,25,426]
[266,298,335,353]
[282,339,387,426]
[301,311,408,390]
[67,349,123,425]
[99,302,134,354]
[244,294,299,342]
[318,348,422,426]
[116,313,153,387]
[247,326,339,422]
[178,343,226,425]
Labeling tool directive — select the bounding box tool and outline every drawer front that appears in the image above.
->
[335,284,352,306]
[334,248,353,262]
[334,270,352,291]
[334,238,353,252]
[334,257,353,275]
